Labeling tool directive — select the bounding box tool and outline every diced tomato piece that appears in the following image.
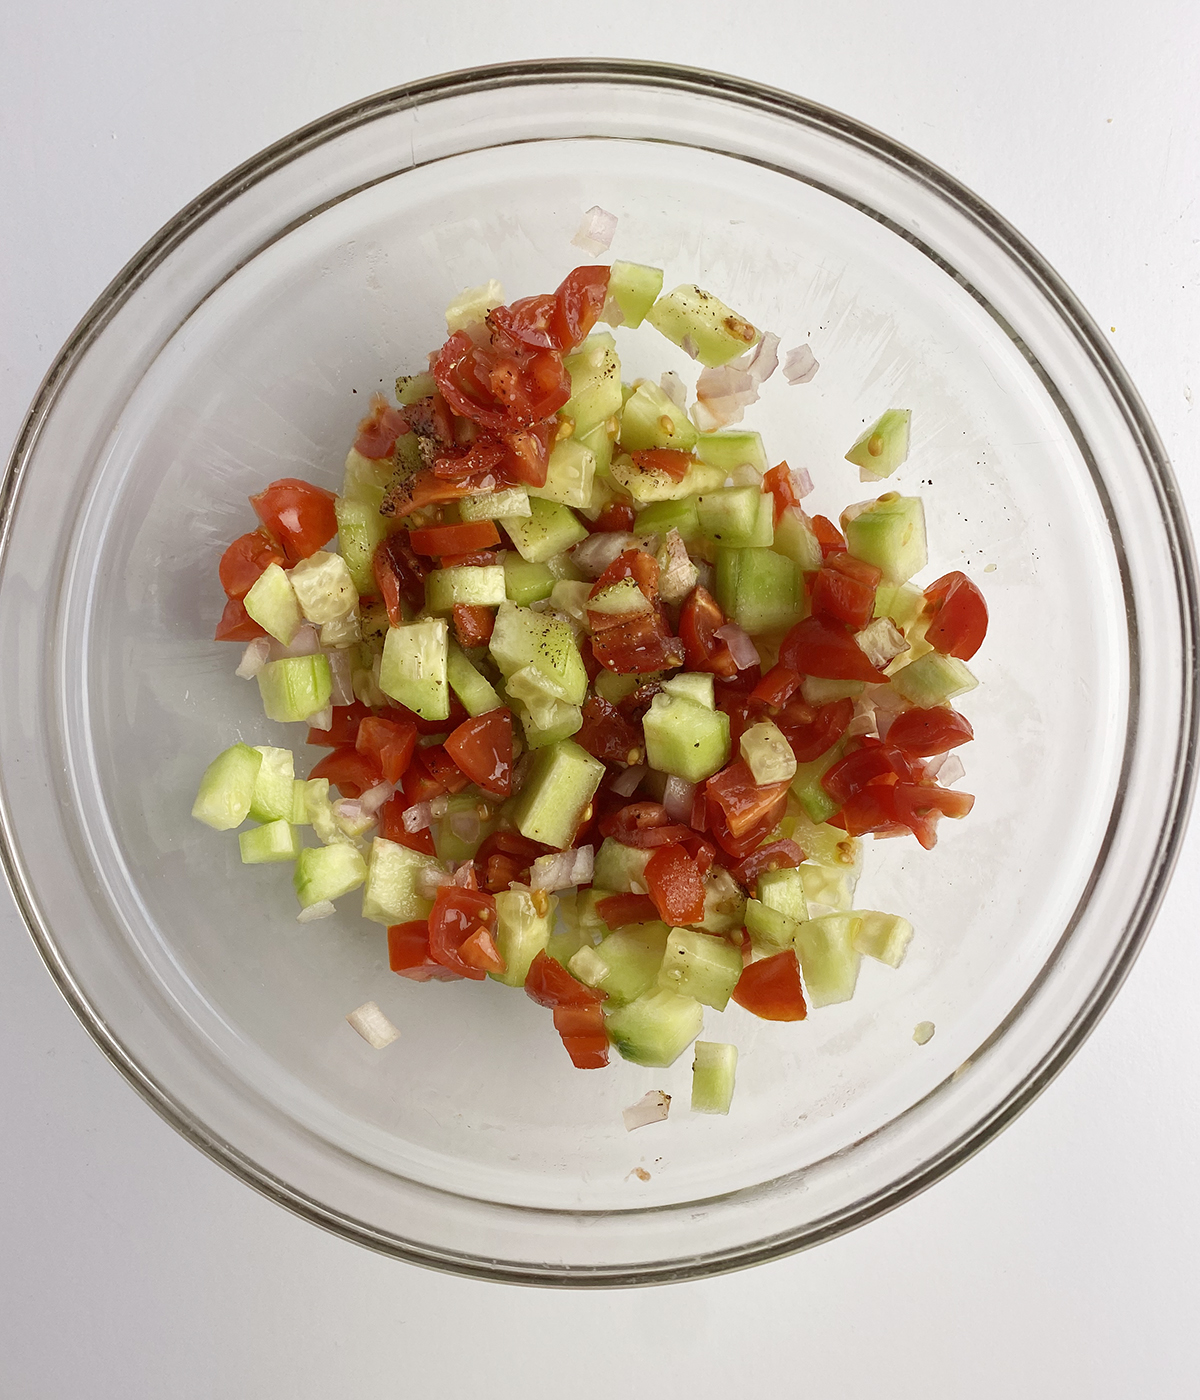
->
[706,761,791,839]
[575,696,644,766]
[419,745,474,800]
[388,920,462,982]
[434,330,571,434]
[552,265,611,350]
[838,783,903,837]
[354,393,410,460]
[457,925,506,975]
[778,615,885,682]
[503,420,556,489]
[408,519,501,557]
[444,708,514,798]
[428,885,498,981]
[355,715,418,785]
[679,586,738,678]
[590,502,637,533]
[887,705,974,757]
[811,552,882,632]
[630,449,694,482]
[598,802,687,848]
[488,292,562,350]
[377,795,436,853]
[821,745,907,806]
[589,548,659,601]
[308,745,384,799]
[596,892,660,928]
[473,829,547,892]
[705,791,789,860]
[441,550,502,568]
[774,697,855,763]
[751,664,802,708]
[590,611,684,675]
[451,603,495,648]
[373,534,427,627]
[432,437,508,482]
[682,834,716,876]
[378,696,468,739]
[480,852,523,892]
[525,949,606,1008]
[525,947,610,1069]
[731,949,808,1021]
[249,478,338,564]
[810,514,847,558]
[214,596,267,642]
[219,527,286,600]
[892,782,975,850]
[644,844,706,925]
[763,463,799,525]
[924,571,989,661]
[393,470,478,515]
[729,839,806,888]
[307,700,373,748]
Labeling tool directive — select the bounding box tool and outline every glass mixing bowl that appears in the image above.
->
[1,61,1194,1285]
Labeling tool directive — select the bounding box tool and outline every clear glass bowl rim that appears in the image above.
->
[2,58,1197,1285]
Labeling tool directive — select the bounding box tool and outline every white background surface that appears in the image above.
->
[2,3,1198,1396]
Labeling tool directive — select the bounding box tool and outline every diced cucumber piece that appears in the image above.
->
[890,652,978,707]
[361,837,437,925]
[562,335,623,437]
[592,837,652,894]
[461,485,531,521]
[257,655,333,724]
[715,548,801,635]
[424,564,506,614]
[801,677,864,705]
[335,498,388,595]
[697,487,773,549]
[845,409,911,479]
[604,261,663,329]
[509,740,604,849]
[504,662,571,723]
[395,371,437,405]
[511,696,583,750]
[780,806,862,869]
[490,888,557,987]
[635,496,702,542]
[243,562,302,645]
[875,581,927,631]
[546,913,591,969]
[288,550,358,625]
[379,617,450,722]
[657,928,743,1011]
[772,508,822,573]
[548,579,591,623]
[239,819,302,864]
[192,742,263,830]
[794,913,863,1007]
[842,494,927,583]
[745,898,802,953]
[618,380,698,453]
[446,640,503,717]
[643,692,731,782]
[248,746,295,823]
[758,867,809,921]
[790,741,848,825]
[529,436,595,510]
[291,778,311,825]
[502,496,588,564]
[697,868,747,935]
[692,1041,738,1114]
[341,448,391,508]
[740,720,797,785]
[605,988,705,1068]
[593,669,654,705]
[588,578,652,627]
[303,777,346,847]
[572,886,616,942]
[294,843,367,908]
[445,279,504,332]
[610,452,725,503]
[645,284,760,367]
[489,601,587,704]
[852,910,915,968]
[578,422,615,479]
[320,610,361,649]
[569,923,669,1005]
[660,672,714,708]
[359,601,389,649]
[435,793,496,864]
[695,430,769,475]
[503,554,556,606]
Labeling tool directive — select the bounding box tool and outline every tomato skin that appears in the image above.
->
[525,950,606,1009]
[552,265,610,349]
[706,791,789,860]
[308,700,373,748]
[810,514,847,559]
[763,463,798,524]
[219,528,285,600]
[679,586,738,678]
[214,596,267,642]
[731,949,808,1021]
[590,612,684,675]
[810,552,882,632]
[924,571,989,661]
[503,420,555,489]
[488,292,562,350]
[892,782,975,850]
[434,330,571,435]
[575,696,644,767]
[373,534,427,627]
[706,761,791,840]
[630,449,694,482]
[821,745,907,807]
[443,708,514,798]
[408,520,500,557]
[354,393,409,459]
[377,796,437,853]
[451,603,495,648]
[249,479,338,564]
[308,745,384,799]
[774,697,855,763]
[457,926,506,975]
[428,886,498,980]
[525,950,610,1068]
[388,920,462,981]
[474,829,547,893]
[729,839,806,888]
[751,664,802,708]
[589,548,659,602]
[590,502,637,533]
[645,844,707,925]
[598,802,690,849]
[886,705,974,757]
[596,892,660,928]
[779,615,885,682]
[403,745,472,804]
[355,716,418,785]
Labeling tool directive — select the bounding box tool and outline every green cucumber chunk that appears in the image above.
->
[239,819,302,864]
[715,547,801,635]
[771,508,822,573]
[841,494,927,583]
[490,888,558,987]
[341,448,391,507]
[503,554,556,606]
[604,261,664,329]
[396,371,437,405]
[890,652,978,707]
[335,497,388,595]
[642,691,730,783]
[502,497,588,564]
[660,671,714,708]
[361,837,437,925]
[692,1041,738,1115]
[192,742,263,830]
[875,581,927,630]
[528,436,595,510]
[379,617,450,722]
[562,335,623,437]
[248,746,296,823]
[288,551,358,625]
[257,655,333,724]
[696,868,747,935]
[800,677,864,705]
[744,898,802,953]
[569,922,669,1005]
[845,409,911,479]
[446,640,503,717]
[740,720,797,785]
[656,928,743,1011]
[605,988,705,1068]
[424,564,506,614]
[294,843,367,908]
[509,739,604,850]
[794,913,863,1007]
[435,793,496,863]
[444,279,504,332]
[697,488,773,549]
[243,562,303,645]
[695,430,769,475]
[511,693,583,750]
[489,601,587,704]
[757,867,809,922]
[851,910,915,968]
[635,496,702,543]
[645,284,761,368]
[592,838,652,894]
[617,380,698,454]
[460,486,531,521]
[609,452,725,503]
[790,741,848,825]
[290,779,311,825]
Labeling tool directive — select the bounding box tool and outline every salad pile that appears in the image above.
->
[193,255,987,1115]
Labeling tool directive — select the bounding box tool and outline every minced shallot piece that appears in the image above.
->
[345,1001,399,1049]
[572,205,618,256]
[271,623,322,659]
[417,865,454,900]
[530,845,595,893]
[296,900,336,923]
[402,801,433,834]
[714,623,760,671]
[235,637,271,678]
[854,617,909,670]
[359,782,395,817]
[572,531,639,578]
[926,752,966,786]
[789,465,815,499]
[656,529,698,605]
[662,775,695,822]
[610,764,646,797]
[449,808,481,845]
[660,370,687,410]
[692,363,757,431]
[308,706,333,733]
[782,343,820,385]
[623,1090,671,1131]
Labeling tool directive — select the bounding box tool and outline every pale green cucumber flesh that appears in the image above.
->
[192,743,263,831]
[248,746,296,823]
[644,284,761,368]
[794,913,863,1007]
[502,497,588,564]
[503,555,556,606]
[656,928,743,1011]
[642,692,731,782]
[239,819,302,864]
[509,740,604,850]
[841,494,927,583]
[294,843,367,908]
[424,564,506,613]
[361,837,437,924]
[257,655,333,724]
[889,651,978,707]
[715,548,801,635]
[379,617,450,721]
[489,889,557,987]
[592,838,653,894]
[692,1041,738,1114]
[243,562,302,645]
[605,988,705,1068]
[845,409,911,478]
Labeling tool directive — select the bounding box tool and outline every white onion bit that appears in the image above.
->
[714,623,760,670]
[530,845,594,893]
[402,801,433,833]
[927,752,966,786]
[346,1001,399,1049]
[854,618,909,670]
[359,782,395,817]
[571,205,618,256]
[308,705,333,733]
[452,861,477,888]
[429,795,450,820]
[326,647,356,707]
[680,334,700,360]
[572,531,638,578]
[297,900,336,923]
[623,1090,672,1131]
[271,623,322,659]
[736,330,781,387]
[782,343,820,385]
[449,808,481,844]
[610,765,646,797]
[659,370,687,410]
[235,637,271,679]
[662,775,696,822]
[416,864,454,900]
[789,466,815,499]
